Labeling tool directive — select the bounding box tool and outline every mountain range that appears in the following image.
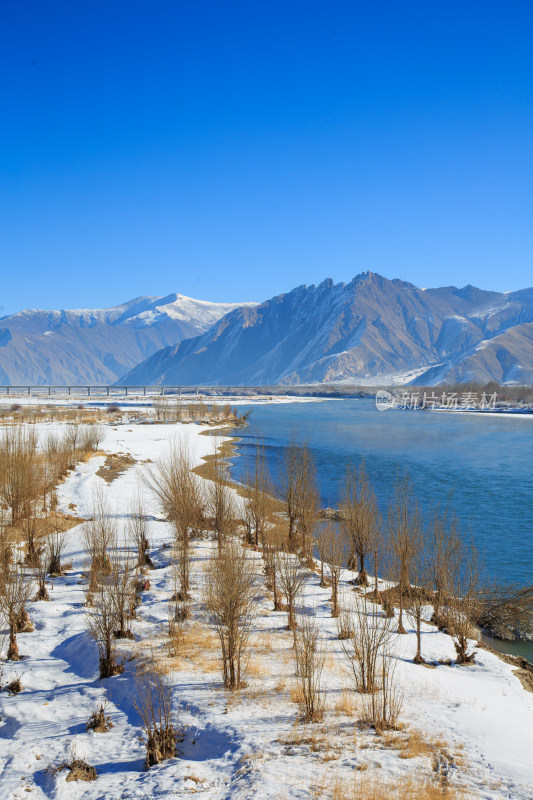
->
[0,294,253,385]
[2,273,533,387]
[121,273,533,386]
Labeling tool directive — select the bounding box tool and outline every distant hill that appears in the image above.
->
[0,294,255,385]
[120,273,533,386]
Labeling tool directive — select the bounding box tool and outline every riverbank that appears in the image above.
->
[1,415,532,799]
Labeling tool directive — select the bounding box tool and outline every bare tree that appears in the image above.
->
[387,476,420,634]
[427,507,461,629]
[128,498,152,568]
[34,549,50,601]
[321,523,345,617]
[134,663,178,768]
[21,514,40,567]
[340,595,394,694]
[294,611,325,722]
[278,433,301,548]
[144,441,205,557]
[262,523,285,611]
[47,531,68,576]
[203,538,256,689]
[294,443,319,563]
[476,582,533,640]
[339,462,378,587]
[276,550,307,630]
[0,564,33,660]
[404,518,431,664]
[446,538,480,664]
[169,447,204,596]
[83,492,116,586]
[86,578,124,678]
[244,440,275,548]
[207,454,236,549]
[108,539,136,639]
[361,646,403,732]
[0,426,40,526]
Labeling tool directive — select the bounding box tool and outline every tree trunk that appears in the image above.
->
[397,595,406,634]
[413,611,425,663]
[358,554,368,587]
[7,626,19,661]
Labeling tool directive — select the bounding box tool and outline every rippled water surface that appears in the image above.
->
[230,398,533,655]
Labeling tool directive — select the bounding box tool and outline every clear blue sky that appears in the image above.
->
[1,1,532,315]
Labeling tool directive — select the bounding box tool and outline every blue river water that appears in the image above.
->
[229,398,533,656]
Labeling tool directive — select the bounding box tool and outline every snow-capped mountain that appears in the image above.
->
[120,273,533,386]
[0,294,255,385]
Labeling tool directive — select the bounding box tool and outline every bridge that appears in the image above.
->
[0,385,261,397]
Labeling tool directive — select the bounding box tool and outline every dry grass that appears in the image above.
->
[247,656,270,678]
[289,681,304,705]
[5,511,83,546]
[333,688,358,716]
[170,622,220,673]
[331,775,470,800]
[95,453,136,483]
[380,727,447,760]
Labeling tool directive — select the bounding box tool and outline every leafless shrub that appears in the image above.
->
[85,577,124,679]
[64,423,82,455]
[145,441,205,573]
[476,582,533,641]
[5,674,23,695]
[47,531,68,576]
[34,549,50,601]
[445,539,480,664]
[128,498,152,568]
[86,699,114,732]
[263,523,285,611]
[339,462,380,587]
[206,452,236,548]
[340,596,394,694]
[387,476,420,634]
[0,426,40,525]
[427,508,461,629]
[168,599,186,656]
[134,663,179,768]
[108,539,136,639]
[405,518,432,664]
[321,522,345,617]
[21,514,40,567]
[203,538,256,689]
[337,597,353,640]
[293,611,325,722]
[79,424,105,454]
[277,433,301,547]
[294,442,319,563]
[276,550,307,630]
[243,440,275,548]
[361,647,403,732]
[83,491,116,585]
[0,564,33,660]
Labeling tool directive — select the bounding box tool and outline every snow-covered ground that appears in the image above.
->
[0,419,532,800]
[0,393,322,407]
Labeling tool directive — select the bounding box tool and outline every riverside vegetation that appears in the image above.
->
[0,399,532,798]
